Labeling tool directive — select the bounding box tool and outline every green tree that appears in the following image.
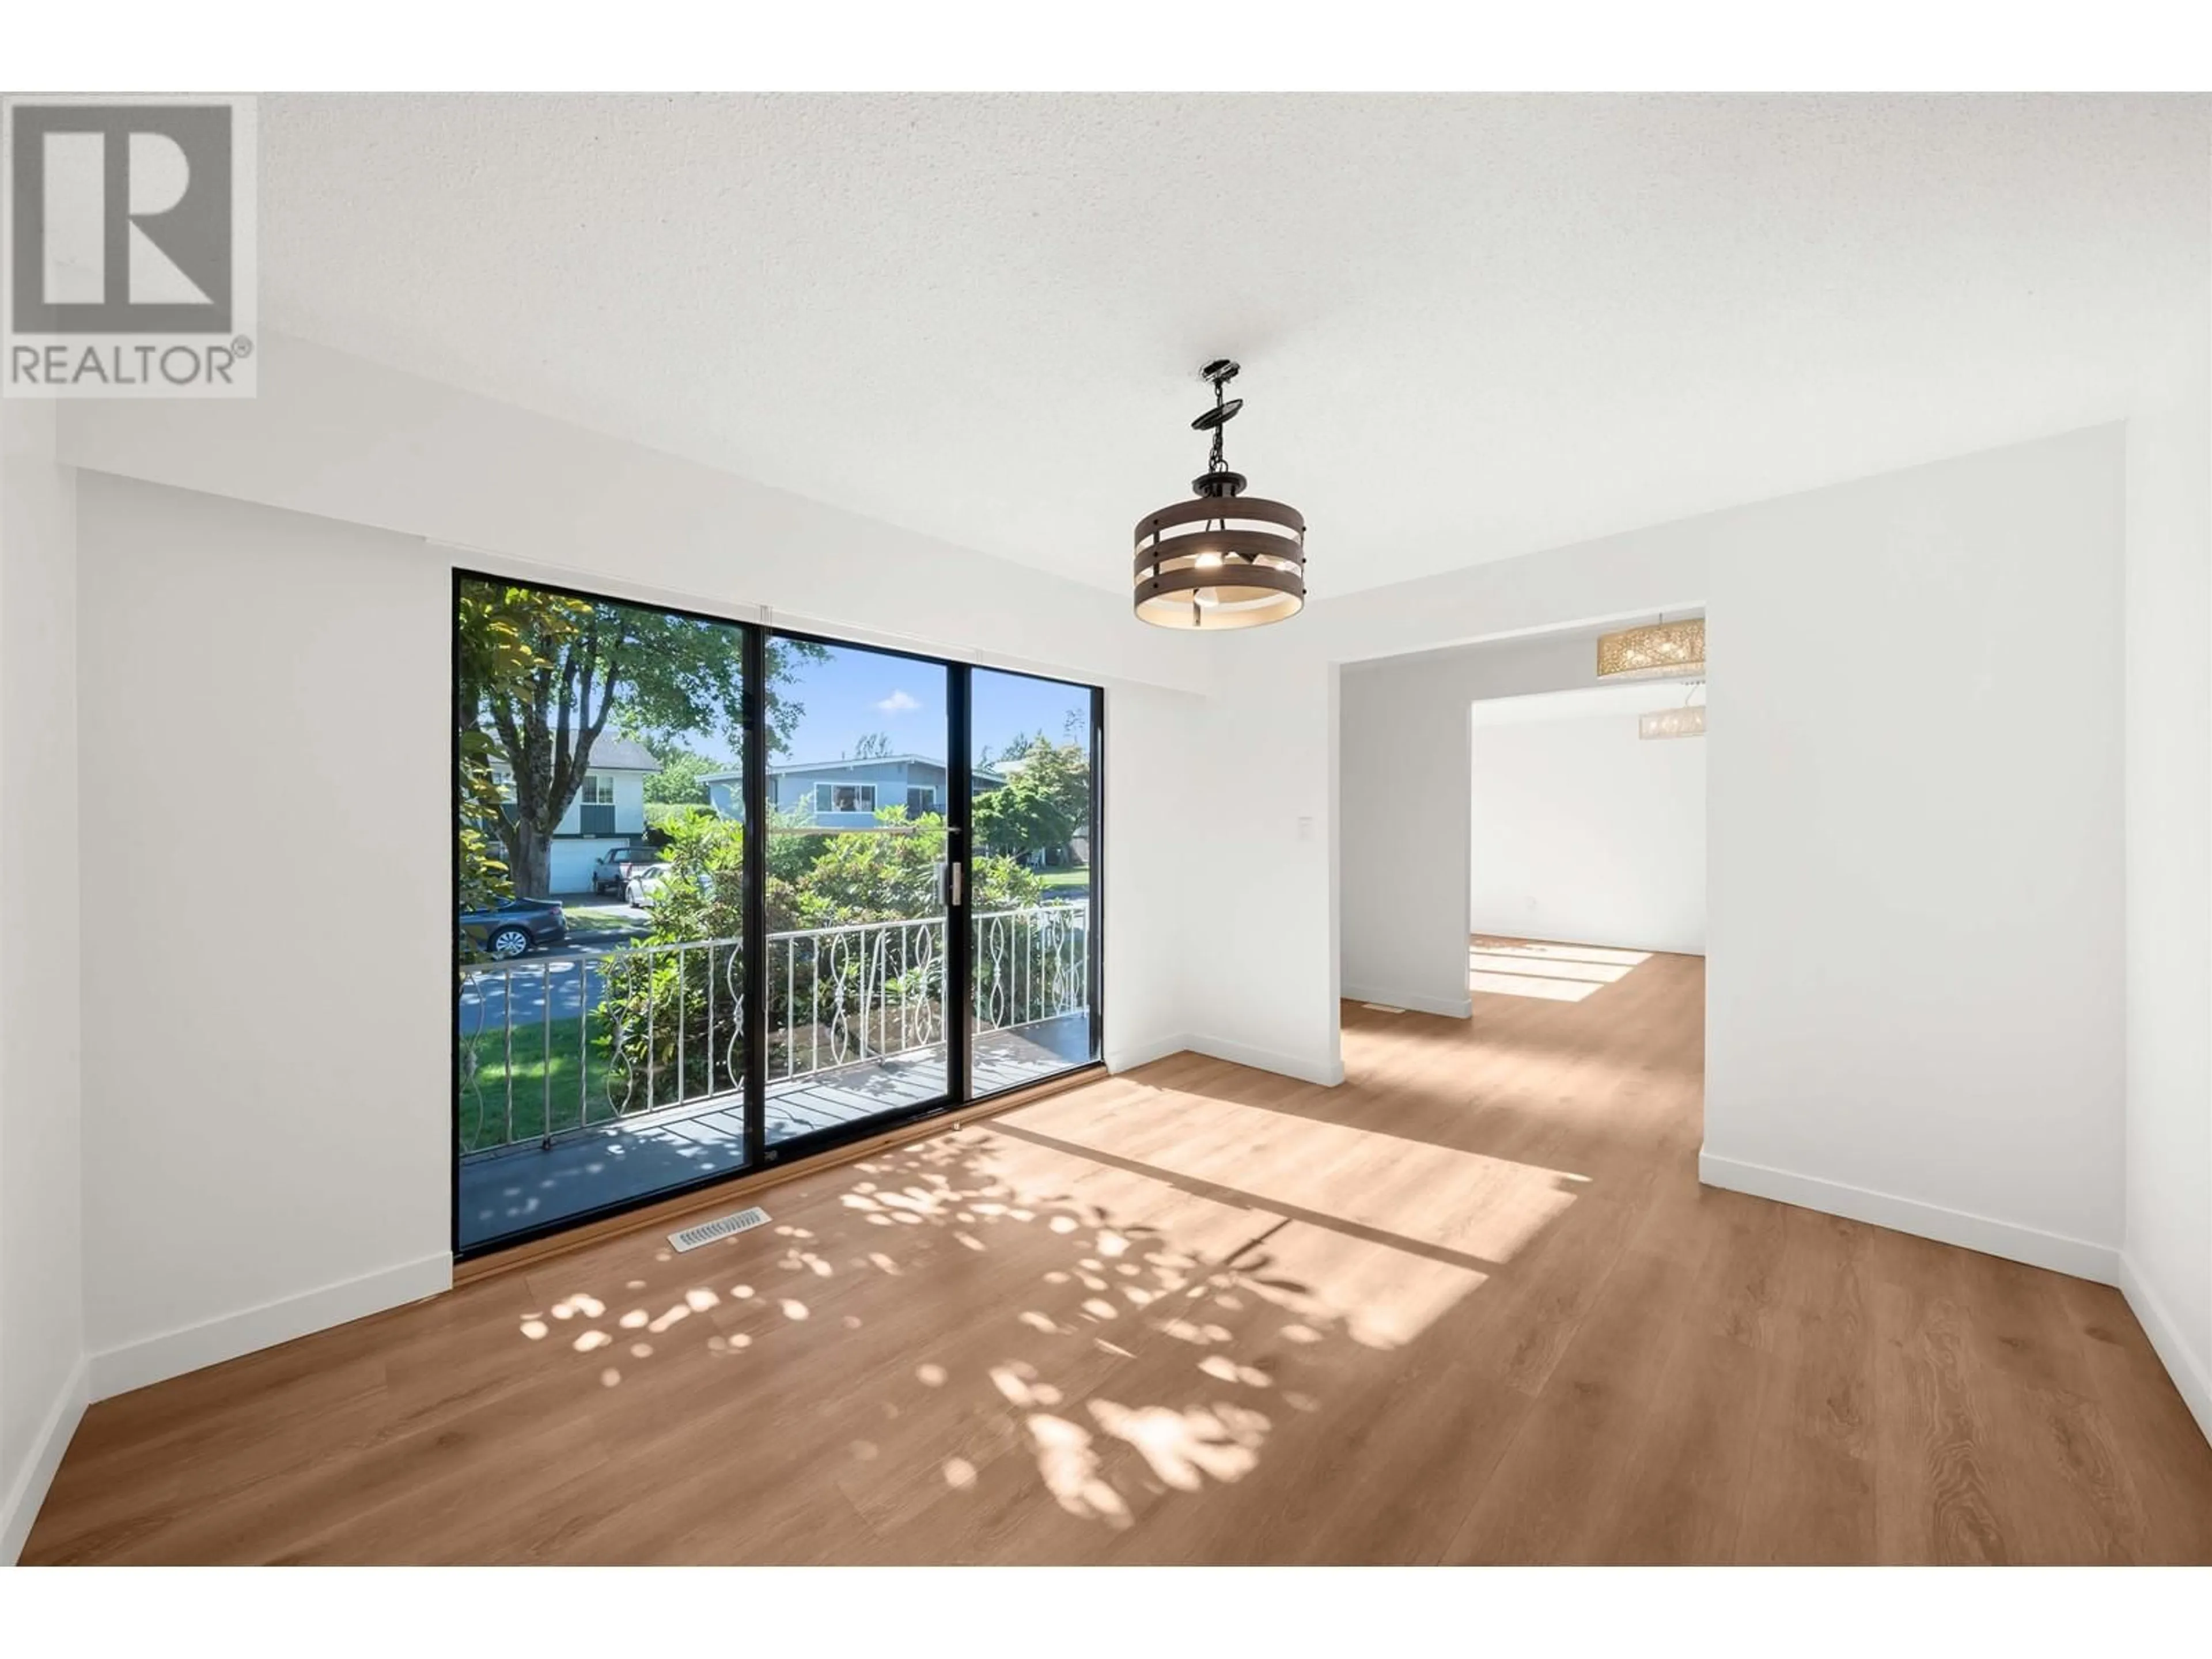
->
[457,577,824,897]
[852,730,893,759]
[631,806,1038,941]
[454,582,585,911]
[642,743,717,805]
[974,734,1091,863]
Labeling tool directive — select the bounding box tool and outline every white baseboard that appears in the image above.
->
[2118,1253,2212,1449]
[87,1252,453,1403]
[1185,1035,1344,1089]
[1697,1150,2121,1285]
[2,1357,88,1566]
[1105,1031,1195,1074]
[1103,1030,1344,1089]
[1342,983,1473,1020]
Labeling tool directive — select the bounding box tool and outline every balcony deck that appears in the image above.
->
[456,1015,1093,1251]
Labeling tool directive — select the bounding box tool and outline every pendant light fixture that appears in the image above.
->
[1597,615,1705,681]
[1133,359,1306,630]
[1639,682,1707,740]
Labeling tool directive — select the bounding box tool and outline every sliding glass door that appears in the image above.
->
[454,576,753,1253]
[968,668,1102,1094]
[453,576,1104,1258]
[760,638,952,1150]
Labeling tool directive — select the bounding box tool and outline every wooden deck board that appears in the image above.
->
[457,1017,1093,1248]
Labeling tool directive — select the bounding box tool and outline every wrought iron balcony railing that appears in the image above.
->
[457,902,1090,1157]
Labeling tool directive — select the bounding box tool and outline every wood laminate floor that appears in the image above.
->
[25,944,2212,1563]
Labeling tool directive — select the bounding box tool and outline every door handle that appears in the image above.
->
[949,861,964,907]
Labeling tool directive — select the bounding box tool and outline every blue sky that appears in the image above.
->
[774,645,1088,770]
[624,637,1088,771]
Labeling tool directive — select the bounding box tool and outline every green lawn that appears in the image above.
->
[560,903,643,937]
[457,1004,742,1153]
[457,1005,607,1150]
[1035,868,1090,891]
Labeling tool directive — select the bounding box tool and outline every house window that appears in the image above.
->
[579,774,616,805]
[906,785,936,816]
[815,782,876,813]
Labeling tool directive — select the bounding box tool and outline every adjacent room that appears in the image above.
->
[2,81,2208,1598]
[1465,624,1706,1006]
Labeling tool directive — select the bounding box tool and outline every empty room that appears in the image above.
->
[2,21,2209,1644]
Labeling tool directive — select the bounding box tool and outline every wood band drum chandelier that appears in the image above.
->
[1132,359,1306,630]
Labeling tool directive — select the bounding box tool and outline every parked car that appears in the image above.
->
[623,863,672,907]
[460,896,568,960]
[590,843,658,895]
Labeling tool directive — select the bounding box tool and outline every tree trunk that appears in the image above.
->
[480,611,613,902]
[505,824,553,899]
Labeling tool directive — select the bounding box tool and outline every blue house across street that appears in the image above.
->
[701,753,1003,830]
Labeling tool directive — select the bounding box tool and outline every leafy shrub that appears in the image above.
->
[598,807,1052,1093]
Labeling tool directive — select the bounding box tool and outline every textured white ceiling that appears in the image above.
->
[259,93,2210,598]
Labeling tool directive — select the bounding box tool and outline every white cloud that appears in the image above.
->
[876,690,921,714]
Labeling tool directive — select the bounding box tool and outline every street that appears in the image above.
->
[458,945,615,1033]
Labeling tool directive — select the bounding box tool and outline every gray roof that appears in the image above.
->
[703,753,1003,784]
[768,753,949,775]
[484,728,662,773]
[579,732,663,772]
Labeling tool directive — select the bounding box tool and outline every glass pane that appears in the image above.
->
[969,669,1100,1093]
[763,639,950,1143]
[454,578,750,1253]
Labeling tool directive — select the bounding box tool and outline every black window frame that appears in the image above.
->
[450,569,1107,1261]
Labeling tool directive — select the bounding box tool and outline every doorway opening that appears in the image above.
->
[1468,677,1705,1004]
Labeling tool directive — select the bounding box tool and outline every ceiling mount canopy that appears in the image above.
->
[1133,359,1307,630]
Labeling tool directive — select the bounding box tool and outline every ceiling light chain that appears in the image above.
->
[1204,362,1233,478]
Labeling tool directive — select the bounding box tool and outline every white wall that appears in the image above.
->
[1100,682,1206,1074]
[1178,656,1344,1083]
[546,772,647,840]
[1701,425,2127,1281]
[1332,429,2133,1287]
[548,838,632,896]
[65,459,1210,1399]
[1339,627,1702,1022]
[76,475,455,1396]
[0,403,86,1562]
[2121,336,2212,1439]
[56,333,1212,703]
[1470,685,1707,956]
[1229,496,1712,1077]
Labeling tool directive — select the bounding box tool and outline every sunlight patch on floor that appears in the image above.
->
[1469,938,1652,1002]
[522,1088,1593,1539]
[1473,937,1652,966]
[1018,1089,1581,1263]
[1470,969,1604,1002]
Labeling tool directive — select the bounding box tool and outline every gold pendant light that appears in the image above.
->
[1597,616,1705,680]
[1133,359,1306,630]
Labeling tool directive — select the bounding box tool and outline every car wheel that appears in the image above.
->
[488,925,532,960]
